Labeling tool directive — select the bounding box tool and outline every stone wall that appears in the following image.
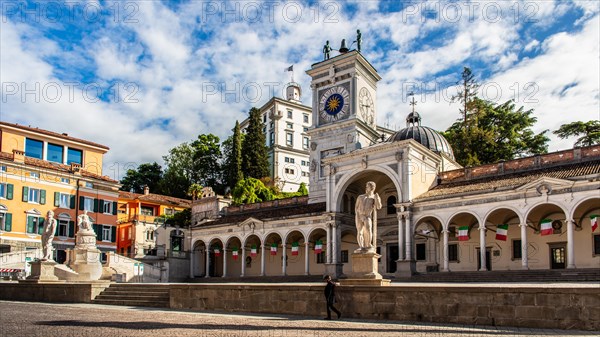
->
[169,284,600,331]
[0,282,109,303]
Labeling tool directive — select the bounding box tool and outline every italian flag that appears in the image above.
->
[457,226,469,241]
[291,242,299,255]
[314,240,323,254]
[232,247,238,260]
[214,246,221,257]
[540,219,553,236]
[495,224,508,241]
[270,243,277,255]
[251,245,257,257]
[591,215,598,232]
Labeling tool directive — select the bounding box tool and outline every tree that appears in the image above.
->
[191,134,222,190]
[120,162,163,193]
[241,107,270,179]
[554,120,600,147]
[445,68,549,166]
[160,143,195,199]
[222,121,244,191]
[187,183,203,201]
[297,182,308,195]
[232,177,274,205]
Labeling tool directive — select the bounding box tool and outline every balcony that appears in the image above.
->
[117,214,165,225]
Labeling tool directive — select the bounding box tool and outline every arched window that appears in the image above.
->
[387,196,397,215]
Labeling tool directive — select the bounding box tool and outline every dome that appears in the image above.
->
[389,126,455,159]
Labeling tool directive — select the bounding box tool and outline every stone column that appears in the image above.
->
[519,223,528,270]
[332,223,338,264]
[404,214,412,260]
[566,219,576,269]
[282,244,287,276]
[326,223,332,264]
[396,212,405,261]
[304,242,310,275]
[442,228,449,272]
[479,225,487,271]
[222,248,227,277]
[189,247,194,279]
[241,246,246,277]
[205,249,210,278]
[260,244,266,276]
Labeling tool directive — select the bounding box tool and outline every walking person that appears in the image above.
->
[323,275,341,320]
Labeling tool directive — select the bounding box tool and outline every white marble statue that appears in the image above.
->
[77,210,93,231]
[355,181,382,252]
[41,210,58,260]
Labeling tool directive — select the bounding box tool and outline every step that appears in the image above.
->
[92,299,169,307]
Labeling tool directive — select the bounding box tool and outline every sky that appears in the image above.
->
[1,0,598,181]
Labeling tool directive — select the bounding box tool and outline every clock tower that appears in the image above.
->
[306,49,382,203]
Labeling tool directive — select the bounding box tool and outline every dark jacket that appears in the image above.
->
[324,280,336,304]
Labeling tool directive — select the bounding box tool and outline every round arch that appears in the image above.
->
[333,165,402,213]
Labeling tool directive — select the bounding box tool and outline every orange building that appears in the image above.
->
[0,122,120,262]
[117,186,190,258]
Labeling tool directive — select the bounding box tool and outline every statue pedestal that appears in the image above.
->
[24,260,62,282]
[65,229,103,281]
[341,252,390,286]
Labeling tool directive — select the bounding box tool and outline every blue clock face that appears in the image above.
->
[324,93,344,115]
[319,86,350,124]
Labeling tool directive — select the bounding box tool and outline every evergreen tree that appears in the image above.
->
[241,107,270,179]
[554,120,600,147]
[222,121,244,191]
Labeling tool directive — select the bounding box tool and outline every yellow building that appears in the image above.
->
[0,121,120,262]
[117,186,190,258]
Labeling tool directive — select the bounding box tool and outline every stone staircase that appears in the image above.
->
[92,284,170,308]
[395,268,600,283]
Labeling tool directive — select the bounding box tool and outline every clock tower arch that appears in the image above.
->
[306,49,382,203]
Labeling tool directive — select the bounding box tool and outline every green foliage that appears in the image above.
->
[222,121,244,191]
[444,68,549,166]
[241,107,270,179]
[191,134,222,190]
[553,120,600,147]
[187,183,203,201]
[158,208,192,228]
[297,182,308,195]
[232,178,274,205]
[120,162,163,193]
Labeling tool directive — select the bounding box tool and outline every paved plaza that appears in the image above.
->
[0,300,596,337]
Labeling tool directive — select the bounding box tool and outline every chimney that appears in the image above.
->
[70,162,82,175]
[12,149,24,163]
[143,185,150,195]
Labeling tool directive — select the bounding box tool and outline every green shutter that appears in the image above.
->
[26,216,34,233]
[111,226,116,242]
[4,213,12,231]
[38,217,45,234]
[54,220,59,235]
[68,221,75,237]
[6,184,13,200]
[93,224,101,240]
[39,190,46,205]
[70,195,75,209]
[112,201,117,215]
[54,192,60,207]
[99,199,105,213]
[79,196,85,210]
[93,198,99,213]
[22,186,29,202]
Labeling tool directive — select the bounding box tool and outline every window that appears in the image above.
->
[165,208,174,216]
[513,239,522,259]
[269,121,274,129]
[416,243,426,261]
[303,114,309,123]
[25,138,43,159]
[141,206,154,216]
[26,215,44,234]
[61,177,70,184]
[58,193,70,208]
[302,171,310,177]
[102,226,111,242]
[47,143,64,163]
[284,157,295,164]
[28,188,41,203]
[303,127,309,132]
[103,200,113,214]
[448,244,458,262]
[67,148,82,165]
[387,196,397,215]
[316,251,325,264]
[171,230,184,252]
[0,165,6,172]
[286,122,293,129]
[287,110,293,119]
[263,126,267,134]
[269,132,275,146]
[30,171,40,179]
[58,219,69,237]
[85,182,93,188]
[285,168,295,174]
[0,212,12,232]
[341,250,349,263]
[0,183,14,200]
[303,136,309,149]
[286,132,293,146]
[146,230,154,241]
[83,197,94,212]
[263,114,267,123]
[593,235,600,255]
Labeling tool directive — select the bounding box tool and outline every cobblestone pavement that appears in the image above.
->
[0,300,596,337]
